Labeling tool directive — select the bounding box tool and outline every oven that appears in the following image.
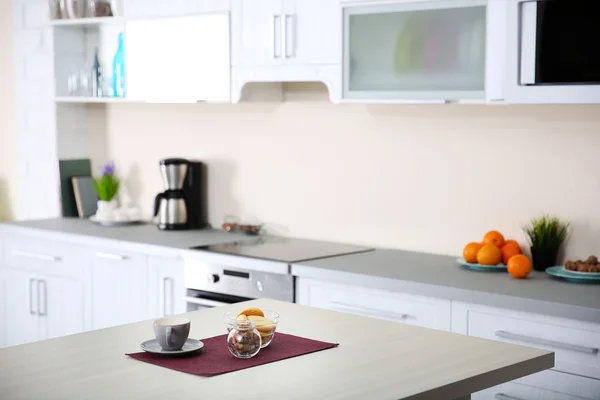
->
[506,0,600,103]
[183,257,294,313]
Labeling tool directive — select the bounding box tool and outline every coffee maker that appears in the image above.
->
[153,158,207,230]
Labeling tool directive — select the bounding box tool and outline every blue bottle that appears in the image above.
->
[112,33,125,97]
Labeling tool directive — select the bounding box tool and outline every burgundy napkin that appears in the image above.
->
[126,333,338,376]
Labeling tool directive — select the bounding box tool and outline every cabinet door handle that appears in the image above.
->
[280,14,287,59]
[330,301,412,322]
[495,330,599,355]
[38,280,47,316]
[272,14,281,59]
[163,277,174,316]
[284,14,294,58]
[29,278,36,315]
[495,394,525,400]
[13,250,60,262]
[95,252,128,261]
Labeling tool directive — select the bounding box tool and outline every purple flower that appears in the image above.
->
[100,161,115,176]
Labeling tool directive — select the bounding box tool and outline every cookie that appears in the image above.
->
[236,314,248,321]
[237,307,264,318]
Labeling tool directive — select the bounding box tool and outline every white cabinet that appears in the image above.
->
[453,302,600,399]
[148,256,186,318]
[126,14,231,103]
[43,276,85,341]
[2,269,41,347]
[474,371,600,400]
[1,269,85,347]
[233,0,340,67]
[296,278,451,331]
[89,248,149,330]
[280,0,340,66]
[234,0,283,67]
[342,0,505,102]
[231,0,342,103]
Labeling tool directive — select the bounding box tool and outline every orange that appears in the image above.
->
[482,231,505,248]
[501,243,521,265]
[477,244,502,265]
[503,239,520,249]
[507,254,532,278]
[463,242,483,263]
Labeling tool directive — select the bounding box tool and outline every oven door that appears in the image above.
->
[506,0,600,103]
[184,289,252,312]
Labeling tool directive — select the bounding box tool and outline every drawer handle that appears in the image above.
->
[495,394,525,400]
[495,330,599,355]
[330,301,412,322]
[13,250,60,262]
[95,252,128,261]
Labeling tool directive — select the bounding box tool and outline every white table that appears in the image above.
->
[0,299,553,399]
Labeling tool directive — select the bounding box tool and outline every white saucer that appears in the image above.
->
[140,338,204,356]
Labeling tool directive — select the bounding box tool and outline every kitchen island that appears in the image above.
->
[0,299,553,399]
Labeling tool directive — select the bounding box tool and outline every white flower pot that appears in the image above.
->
[96,199,118,221]
[97,199,118,211]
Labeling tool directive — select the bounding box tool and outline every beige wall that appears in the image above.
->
[0,0,17,221]
[105,85,600,258]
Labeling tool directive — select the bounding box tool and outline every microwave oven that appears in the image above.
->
[506,0,600,103]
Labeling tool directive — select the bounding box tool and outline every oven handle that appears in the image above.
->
[184,296,231,308]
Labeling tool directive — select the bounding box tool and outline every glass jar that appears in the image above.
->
[227,320,262,359]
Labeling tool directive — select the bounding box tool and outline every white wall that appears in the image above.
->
[0,0,17,221]
[105,84,600,259]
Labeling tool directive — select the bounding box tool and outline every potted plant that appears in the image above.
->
[93,161,120,216]
[523,215,570,271]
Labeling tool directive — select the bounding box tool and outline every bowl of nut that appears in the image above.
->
[564,255,600,275]
[224,307,279,348]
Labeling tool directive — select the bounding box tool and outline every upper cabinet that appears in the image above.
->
[342,0,498,102]
[505,0,600,104]
[231,0,341,103]
[126,14,231,103]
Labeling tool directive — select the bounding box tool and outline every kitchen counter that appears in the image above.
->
[0,218,244,253]
[292,249,600,324]
[0,299,553,399]
[2,219,598,324]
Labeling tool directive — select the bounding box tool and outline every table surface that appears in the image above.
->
[0,299,553,400]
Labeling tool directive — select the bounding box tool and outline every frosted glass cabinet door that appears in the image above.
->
[126,14,231,103]
[343,0,487,101]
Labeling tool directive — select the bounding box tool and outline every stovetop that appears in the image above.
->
[191,236,373,263]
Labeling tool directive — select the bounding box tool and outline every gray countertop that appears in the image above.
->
[3,219,598,324]
[0,218,243,251]
[292,249,600,324]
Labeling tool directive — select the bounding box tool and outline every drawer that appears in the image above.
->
[456,303,600,379]
[3,235,84,280]
[474,369,600,400]
[296,278,451,331]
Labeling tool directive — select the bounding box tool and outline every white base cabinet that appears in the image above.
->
[1,268,85,347]
[2,269,41,347]
[0,229,188,348]
[296,277,451,331]
[148,256,186,318]
[89,248,149,330]
[452,301,600,400]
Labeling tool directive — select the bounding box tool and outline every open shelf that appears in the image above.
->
[55,96,136,104]
[49,17,125,27]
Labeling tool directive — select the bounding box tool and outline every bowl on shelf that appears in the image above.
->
[224,310,279,348]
